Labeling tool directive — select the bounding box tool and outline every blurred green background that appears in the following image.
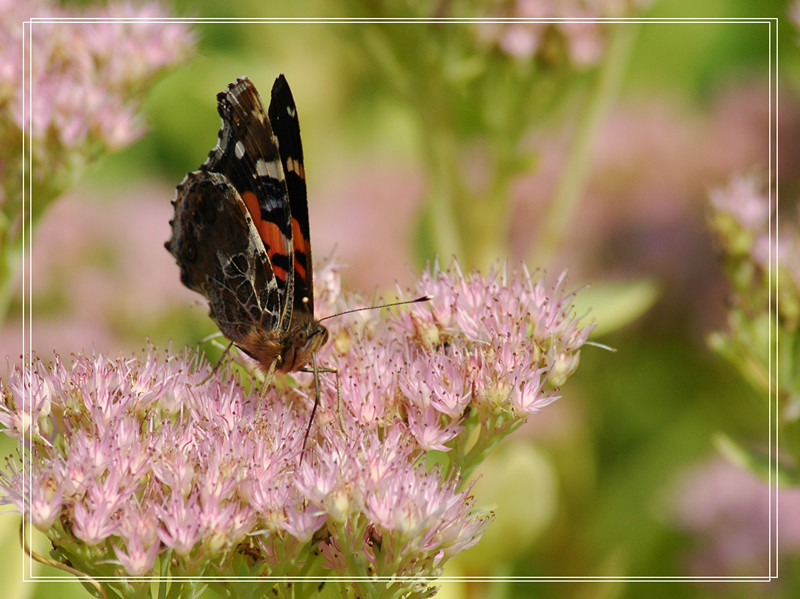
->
[2,0,799,597]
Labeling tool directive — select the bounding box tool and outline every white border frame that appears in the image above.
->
[18,15,780,586]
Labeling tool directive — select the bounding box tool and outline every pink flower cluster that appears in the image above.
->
[793,0,800,37]
[708,172,800,329]
[0,0,194,202]
[673,458,800,576]
[317,262,593,473]
[477,0,650,65]
[708,173,772,248]
[0,262,592,592]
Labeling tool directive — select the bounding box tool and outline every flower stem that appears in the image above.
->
[528,22,639,268]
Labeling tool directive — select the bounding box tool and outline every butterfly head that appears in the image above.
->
[277,318,329,373]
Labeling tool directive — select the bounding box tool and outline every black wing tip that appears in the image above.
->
[217,75,291,106]
[270,73,296,107]
[273,73,289,89]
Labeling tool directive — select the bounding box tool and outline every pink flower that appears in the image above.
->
[28,469,64,530]
[113,536,161,577]
[709,172,771,235]
[0,0,194,232]
[477,0,647,65]
[792,0,800,37]
[407,403,464,452]
[673,458,800,575]
[157,489,204,557]
[0,261,591,593]
[707,171,800,345]
[113,504,161,575]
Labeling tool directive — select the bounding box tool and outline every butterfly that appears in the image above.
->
[165,75,329,395]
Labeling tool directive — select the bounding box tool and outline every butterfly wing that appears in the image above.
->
[166,171,282,348]
[268,74,315,321]
[203,77,296,331]
[166,75,325,374]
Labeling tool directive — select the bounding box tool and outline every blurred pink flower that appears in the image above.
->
[0,0,194,203]
[673,458,800,576]
[708,171,800,329]
[709,173,771,235]
[0,181,190,358]
[477,0,649,65]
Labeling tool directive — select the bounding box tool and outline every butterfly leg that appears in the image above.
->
[256,358,279,418]
[299,351,323,463]
[300,353,344,452]
[332,368,344,431]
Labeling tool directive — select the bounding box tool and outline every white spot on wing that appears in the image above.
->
[256,158,283,179]
[286,157,305,178]
[235,141,245,159]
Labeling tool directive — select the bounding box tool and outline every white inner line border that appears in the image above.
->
[18,15,780,584]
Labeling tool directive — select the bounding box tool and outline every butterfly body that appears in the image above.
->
[166,75,328,375]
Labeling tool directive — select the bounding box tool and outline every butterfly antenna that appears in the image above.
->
[299,391,319,463]
[299,295,431,463]
[318,294,432,323]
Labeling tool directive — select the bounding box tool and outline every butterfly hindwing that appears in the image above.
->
[166,171,281,346]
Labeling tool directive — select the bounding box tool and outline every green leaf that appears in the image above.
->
[713,432,800,486]
[572,278,660,337]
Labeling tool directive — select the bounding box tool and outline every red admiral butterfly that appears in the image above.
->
[165,75,328,383]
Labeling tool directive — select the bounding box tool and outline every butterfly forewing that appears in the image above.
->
[203,77,296,329]
[268,74,314,320]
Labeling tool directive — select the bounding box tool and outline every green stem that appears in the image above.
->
[465,68,540,269]
[422,120,464,261]
[528,22,639,268]
[349,22,465,263]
